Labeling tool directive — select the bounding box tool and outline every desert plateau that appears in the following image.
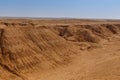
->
[0,18,120,80]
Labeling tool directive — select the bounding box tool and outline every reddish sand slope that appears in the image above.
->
[0,19,120,80]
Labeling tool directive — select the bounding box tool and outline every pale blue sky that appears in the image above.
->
[0,0,120,19]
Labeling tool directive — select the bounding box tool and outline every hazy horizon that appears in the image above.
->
[0,0,120,19]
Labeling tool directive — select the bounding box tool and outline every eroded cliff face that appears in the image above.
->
[53,24,120,42]
[0,27,80,80]
[0,19,120,80]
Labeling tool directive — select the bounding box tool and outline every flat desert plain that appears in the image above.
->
[0,19,120,80]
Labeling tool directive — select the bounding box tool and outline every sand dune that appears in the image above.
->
[0,19,120,80]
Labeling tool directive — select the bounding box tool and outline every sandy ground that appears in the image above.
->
[27,36,120,80]
[0,19,120,80]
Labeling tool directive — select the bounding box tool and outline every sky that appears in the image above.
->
[0,0,120,19]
